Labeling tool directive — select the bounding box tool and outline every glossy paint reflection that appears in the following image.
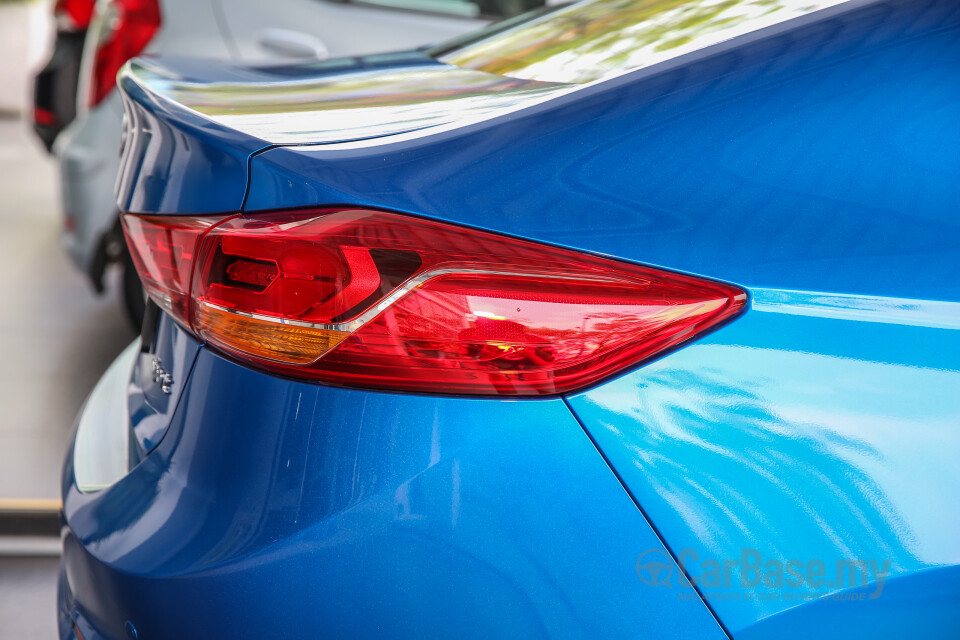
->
[115,73,264,214]
[442,0,848,83]
[245,0,960,305]
[62,347,726,639]
[122,54,570,145]
[95,0,960,636]
[567,289,960,636]
[119,0,852,150]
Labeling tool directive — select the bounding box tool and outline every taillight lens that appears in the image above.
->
[122,214,225,322]
[33,107,58,127]
[88,0,160,107]
[54,0,96,31]
[124,208,746,396]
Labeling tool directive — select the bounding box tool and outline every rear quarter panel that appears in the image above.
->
[240,0,960,635]
[62,348,728,639]
[566,290,960,637]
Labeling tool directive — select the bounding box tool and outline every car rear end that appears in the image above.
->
[60,0,960,638]
[32,0,96,151]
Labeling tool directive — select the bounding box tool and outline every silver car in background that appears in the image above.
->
[56,0,542,326]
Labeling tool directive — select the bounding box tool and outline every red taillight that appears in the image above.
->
[33,107,57,127]
[122,214,226,322]
[88,0,160,107]
[123,209,746,396]
[54,0,95,31]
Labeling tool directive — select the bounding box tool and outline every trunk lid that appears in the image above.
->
[115,51,570,214]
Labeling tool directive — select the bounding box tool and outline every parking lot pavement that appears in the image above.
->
[0,118,136,500]
[0,0,137,505]
[0,6,135,637]
[0,556,60,639]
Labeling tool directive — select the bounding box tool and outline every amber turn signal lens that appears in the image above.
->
[195,302,349,365]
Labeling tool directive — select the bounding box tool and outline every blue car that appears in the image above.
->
[60,0,960,638]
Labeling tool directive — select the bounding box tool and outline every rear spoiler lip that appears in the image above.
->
[117,54,571,144]
[115,0,873,214]
[116,65,268,215]
[113,51,568,214]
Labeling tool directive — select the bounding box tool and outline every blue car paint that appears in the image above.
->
[114,51,453,216]
[61,347,727,639]
[63,0,960,637]
[733,564,960,639]
[244,0,960,303]
[242,10,960,634]
[128,313,202,456]
[567,289,960,636]
[115,66,267,215]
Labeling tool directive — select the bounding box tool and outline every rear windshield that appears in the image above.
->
[433,0,847,84]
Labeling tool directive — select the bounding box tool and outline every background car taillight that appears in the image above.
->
[123,208,746,395]
[88,0,160,107]
[54,0,96,31]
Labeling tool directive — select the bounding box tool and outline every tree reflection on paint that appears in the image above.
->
[442,0,847,83]
[584,356,930,594]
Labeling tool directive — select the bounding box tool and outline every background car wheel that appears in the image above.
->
[121,248,146,331]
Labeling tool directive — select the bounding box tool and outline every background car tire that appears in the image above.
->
[122,248,146,331]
